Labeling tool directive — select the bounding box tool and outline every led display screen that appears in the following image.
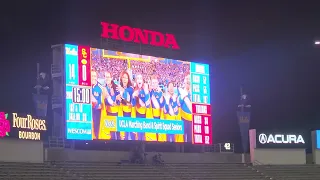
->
[64,44,212,144]
[316,130,320,149]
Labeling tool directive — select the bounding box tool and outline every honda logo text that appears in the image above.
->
[100,22,180,50]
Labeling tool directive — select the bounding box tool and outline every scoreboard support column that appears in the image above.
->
[201,145,205,153]
[141,142,145,152]
[175,144,185,153]
[241,153,245,163]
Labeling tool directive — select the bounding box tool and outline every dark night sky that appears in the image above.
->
[1,1,320,146]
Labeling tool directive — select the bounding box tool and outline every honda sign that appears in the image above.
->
[256,130,308,148]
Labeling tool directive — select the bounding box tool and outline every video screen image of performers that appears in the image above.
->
[90,49,194,143]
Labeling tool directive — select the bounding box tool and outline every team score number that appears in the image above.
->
[68,63,88,82]
[80,48,89,85]
[69,64,76,80]
[72,87,91,104]
[81,63,87,81]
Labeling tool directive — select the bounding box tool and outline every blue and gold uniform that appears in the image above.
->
[104,86,120,140]
[132,90,152,141]
[151,90,164,118]
[151,90,165,141]
[178,92,192,142]
[132,89,151,117]
[118,86,134,140]
[132,89,151,141]
[92,83,103,139]
[164,97,179,142]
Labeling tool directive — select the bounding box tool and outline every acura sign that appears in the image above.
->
[256,131,308,148]
[258,134,305,144]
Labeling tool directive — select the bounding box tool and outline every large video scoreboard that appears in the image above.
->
[64,44,212,144]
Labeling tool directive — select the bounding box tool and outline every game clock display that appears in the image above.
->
[64,44,212,144]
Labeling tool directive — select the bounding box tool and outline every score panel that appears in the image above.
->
[65,44,93,140]
[190,63,212,145]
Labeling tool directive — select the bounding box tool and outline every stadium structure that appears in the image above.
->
[0,23,320,180]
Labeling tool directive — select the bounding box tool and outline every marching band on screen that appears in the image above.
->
[90,49,193,143]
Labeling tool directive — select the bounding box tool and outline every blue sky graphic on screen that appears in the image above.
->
[64,44,212,144]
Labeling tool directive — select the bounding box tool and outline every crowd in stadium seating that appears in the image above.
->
[130,60,190,87]
[91,54,128,79]
[92,53,190,88]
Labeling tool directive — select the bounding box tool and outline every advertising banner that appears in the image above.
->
[256,130,308,149]
[0,112,47,141]
[32,94,48,117]
[237,111,250,152]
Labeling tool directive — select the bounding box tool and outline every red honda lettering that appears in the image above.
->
[164,33,180,49]
[148,31,165,47]
[133,28,149,44]
[100,21,180,50]
[119,26,135,42]
[100,22,119,40]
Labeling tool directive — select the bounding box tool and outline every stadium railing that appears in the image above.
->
[253,160,264,166]
[152,162,195,180]
[167,163,196,180]
[250,160,277,180]
[44,136,233,154]
[51,64,62,78]
[148,163,179,180]
[49,161,86,180]
[44,136,72,149]
[204,143,235,153]
[51,95,62,109]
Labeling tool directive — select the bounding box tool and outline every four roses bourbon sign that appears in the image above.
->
[100,22,180,50]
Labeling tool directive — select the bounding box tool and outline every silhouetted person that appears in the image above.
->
[34,72,51,95]
[152,153,164,165]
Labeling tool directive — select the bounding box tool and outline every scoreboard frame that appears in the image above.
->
[62,44,212,144]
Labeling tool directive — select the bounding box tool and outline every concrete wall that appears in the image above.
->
[0,139,44,163]
[254,149,306,165]
[45,148,243,163]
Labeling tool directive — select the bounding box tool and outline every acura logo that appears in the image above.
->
[259,133,268,144]
[258,133,305,144]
